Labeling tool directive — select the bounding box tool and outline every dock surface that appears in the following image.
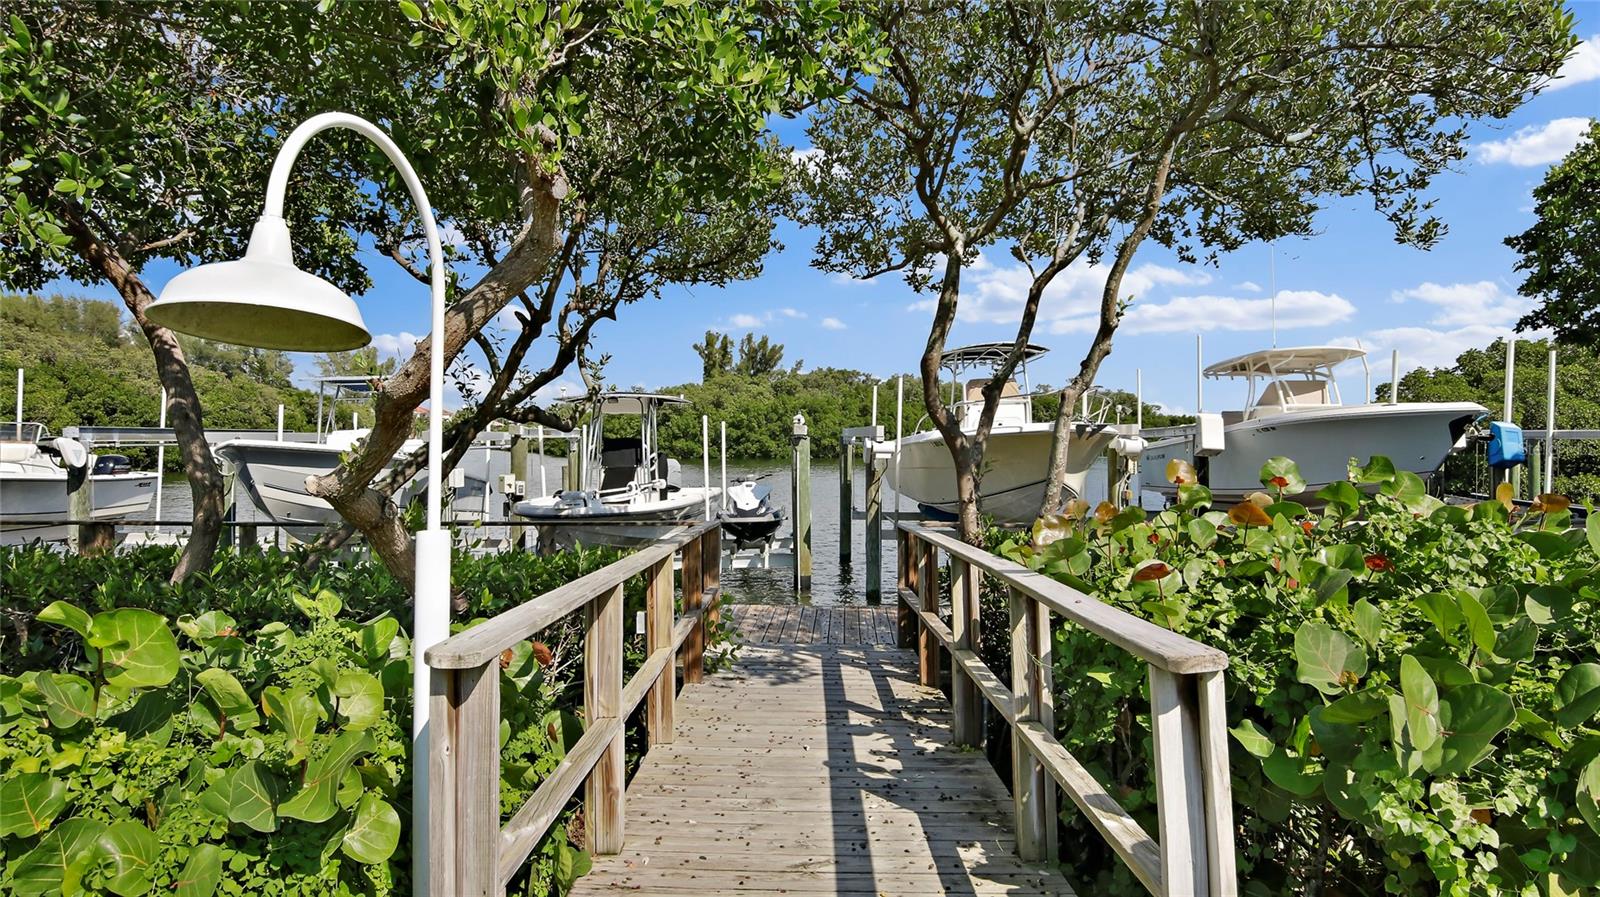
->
[569,605,1077,896]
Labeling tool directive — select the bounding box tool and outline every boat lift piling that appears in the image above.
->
[865,450,885,603]
[790,414,812,591]
[1504,339,1517,488]
[1544,347,1557,495]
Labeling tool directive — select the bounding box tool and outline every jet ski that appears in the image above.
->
[720,477,783,549]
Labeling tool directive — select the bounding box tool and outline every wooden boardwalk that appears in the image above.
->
[569,605,1078,896]
[724,603,901,646]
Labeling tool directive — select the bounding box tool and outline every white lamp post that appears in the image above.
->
[145,111,450,894]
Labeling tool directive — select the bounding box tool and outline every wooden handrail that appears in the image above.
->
[427,522,723,896]
[896,522,1237,897]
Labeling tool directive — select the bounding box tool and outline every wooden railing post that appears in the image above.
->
[645,557,675,745]
[682,535,705,684]
[453,664,501,895]
[897,531,917,648]
[586,583,625,855]
[1009,585,1050,863]
[949,558,983,747]
[427,669,458,895]
[918,541,940,688]
[701,525,721,627]
[1149,666,1209,896]
[1198,670,1239,895]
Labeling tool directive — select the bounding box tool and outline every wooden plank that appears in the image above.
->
[950,647,1014,722]
[682,535,704,684]
[1009,586,1047,863]
[1014,719,1162,894]
[426,668,457,895]
[427,521,714,669]
[903,523,1228,673]
[950,558,983,747]
[897,535,918,648]
[1197,669,1239,896]
[645,557,675,746]
[497,718,621,886]
[586,583,625,855]
[918,540,940,686]
[1150,666,1209,896]
[1034,599,1058,864]
[453,664,499,896]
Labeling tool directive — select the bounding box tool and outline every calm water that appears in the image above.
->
[142,451,1106,607]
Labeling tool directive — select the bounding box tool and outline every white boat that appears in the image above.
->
[882,344,1123,524]
[1138,346,1485,504]
[1,423,158,544]
[215,376,501,525]
[514,392,719,547]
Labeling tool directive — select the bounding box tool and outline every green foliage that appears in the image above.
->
[0,542,737,896]
[1394,337,1600,501]
[1508,120,1600,344]
[998,457,1599,896]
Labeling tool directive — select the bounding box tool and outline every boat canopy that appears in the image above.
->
[1203,346,1366,379]
[939,342,1049,371]
[591,392,690,416]
[316,375,380,394]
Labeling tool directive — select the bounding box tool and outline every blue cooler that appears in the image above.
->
[1488,421,1525,468]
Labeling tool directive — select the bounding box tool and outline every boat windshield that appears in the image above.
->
[1,422,48,443]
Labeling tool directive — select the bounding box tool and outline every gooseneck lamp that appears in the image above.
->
[146,111,450,893]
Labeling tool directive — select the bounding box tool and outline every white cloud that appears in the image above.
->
[906,252,1211,328]
[1235,280,1262,293]
[820,317,847,331]
[777,307,807,319]
[1049,289,1355,335]
[727,313,766,330]
[1476,117,1592,166]
[1391,280,1534,328]
[828,271,877,287]
[1335,324,1544,378]
[1547,34,1600,92]
[371,331,421,358]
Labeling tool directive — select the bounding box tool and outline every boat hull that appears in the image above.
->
[887,424,1120,523]
[515,487,720,549]
[1139,402,1483,503]
[0,472,158,544]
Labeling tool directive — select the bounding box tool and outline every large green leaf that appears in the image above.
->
[1578,756,1600,837]
[88,609,179,689]
[359,618,400,660]
[1414,592,1463,644]
[333,670,384,731]
[1315,480,1361,516]
[1400,655,1440,750]
[1259,456,1306,495]
[1352,599,1382,648]
[173,844,223,897]
[1556,664,1600,728]
[1495,616,1539,661]
[9,817,104,897]
[1455,590,1496,657]
[341,792,401,864]
[262,686,322,761]
[0,773,68,838]
[1379,469,1429,509]
[1322,689,1389,724]
[1294,622,1367,695]
[196,668,260,731]
[96,820,157,897]
[1263,748,1322,796]
[279,731,374,823]
[37,600,92,641]
[227,761,281,833]
[1353,456,1396,484]
[1229,720,1274,758]
[1424,683,1515,776]
[109,690,175,745]
[1526,585,1574,625]
[33,671,95,729]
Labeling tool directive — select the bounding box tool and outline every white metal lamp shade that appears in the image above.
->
[147,216,370,352]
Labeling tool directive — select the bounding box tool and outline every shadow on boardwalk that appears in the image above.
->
[569,605,1076,896]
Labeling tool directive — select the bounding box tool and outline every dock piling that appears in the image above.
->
[67,456,112,556]
[839,438,852,562]
[865,449,884,603]
[791,414,812,591]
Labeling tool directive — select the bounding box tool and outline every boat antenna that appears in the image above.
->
[1268,241,1277,349]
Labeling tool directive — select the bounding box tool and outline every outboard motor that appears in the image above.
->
[93,454,133,476]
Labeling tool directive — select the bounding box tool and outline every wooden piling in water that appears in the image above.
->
[791,414,812,591]
[838,440,852,562]
[865,450,884,603]
[66,456,112,556]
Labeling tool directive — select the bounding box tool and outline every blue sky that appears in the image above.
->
[49,22,1599,420]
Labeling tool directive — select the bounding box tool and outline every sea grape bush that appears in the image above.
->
[0,543,715,897]
[999,456,1599,897]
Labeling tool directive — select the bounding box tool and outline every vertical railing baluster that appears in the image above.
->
[897,531,917,648]
[1009,586,1047,862]
[1149,666,1209,896]
[427,668,458,895]
[646,557,675,745]
[949,557,983,747]
[682,534,705,684]
[701,525,721,627]
[1197,669,1238,896]
[453,664,501,896]
[1034,599,1058,863]
[586,583,625,855]
[918,540,940,688]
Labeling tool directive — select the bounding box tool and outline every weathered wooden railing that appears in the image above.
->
[896,522,1236,897]
[424,520,722,896]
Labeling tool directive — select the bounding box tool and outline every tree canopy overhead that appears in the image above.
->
[1508,118,1599,344]
[801,0,1576,539]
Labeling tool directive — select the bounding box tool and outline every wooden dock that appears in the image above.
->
[569,626,1078,895]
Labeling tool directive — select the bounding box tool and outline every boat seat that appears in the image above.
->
[965,379,1021,402]
[1254,379,1332,408]
[0,443,36,462]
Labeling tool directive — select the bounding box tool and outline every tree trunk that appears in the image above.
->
[1039,143,1178,515]
[62,211,226,583]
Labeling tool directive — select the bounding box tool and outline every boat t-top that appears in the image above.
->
[1139,345,1485,503]
[513,392,719,542]
[881,343,1125,523]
